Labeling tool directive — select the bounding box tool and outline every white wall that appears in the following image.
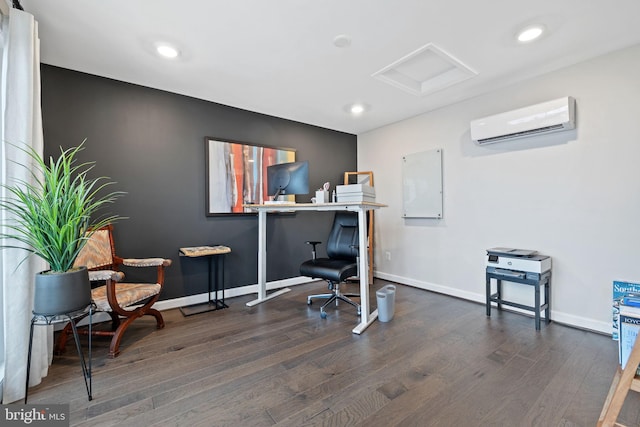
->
[359,43,640,334]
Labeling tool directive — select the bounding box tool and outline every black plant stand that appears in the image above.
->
[25,304,94,403]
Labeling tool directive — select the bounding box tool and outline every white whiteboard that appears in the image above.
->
[402,149,443,218]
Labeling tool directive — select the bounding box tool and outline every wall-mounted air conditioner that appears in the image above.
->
[470,96,576,145]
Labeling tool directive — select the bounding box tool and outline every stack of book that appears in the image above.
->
[618,293,640,375]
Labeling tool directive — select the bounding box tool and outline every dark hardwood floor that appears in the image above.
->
[25,281,640,426]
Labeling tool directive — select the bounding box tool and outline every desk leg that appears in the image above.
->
[246,209,290,307]
[353,208,378,334]
[257,209,266,301]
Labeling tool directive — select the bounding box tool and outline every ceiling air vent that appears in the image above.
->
[372,43,477,97]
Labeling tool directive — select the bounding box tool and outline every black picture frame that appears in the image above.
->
[205,137,296,215]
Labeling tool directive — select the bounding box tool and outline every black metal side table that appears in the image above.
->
[179,245,231,316]
[25,304,94,403]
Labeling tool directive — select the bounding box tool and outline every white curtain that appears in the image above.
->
[0,8,50,404]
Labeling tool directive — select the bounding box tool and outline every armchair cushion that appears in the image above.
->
[91,283,162,311]
[122,258,170,267]
[88,270,124,282]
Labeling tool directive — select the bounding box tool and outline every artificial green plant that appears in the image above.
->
[0,141,124,272]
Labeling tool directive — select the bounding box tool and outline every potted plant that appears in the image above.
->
[0,141,124,315]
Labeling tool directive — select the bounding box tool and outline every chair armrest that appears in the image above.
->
[350,244,360,259]
[305,241,322,250]
[122,258,172,267]
[89,270,125,282]
[305,241,322,260]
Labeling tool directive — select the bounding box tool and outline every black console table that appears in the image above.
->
[179,245,231,316]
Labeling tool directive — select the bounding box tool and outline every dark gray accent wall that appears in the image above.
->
[40,65,357,300]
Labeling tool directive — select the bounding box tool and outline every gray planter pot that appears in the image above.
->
[33,266,91,316]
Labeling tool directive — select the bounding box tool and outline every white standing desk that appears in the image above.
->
[243,201,386,334]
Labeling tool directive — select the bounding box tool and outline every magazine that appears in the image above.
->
[613,280,640,340]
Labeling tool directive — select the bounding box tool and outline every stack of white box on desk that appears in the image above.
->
[336,184,376,203]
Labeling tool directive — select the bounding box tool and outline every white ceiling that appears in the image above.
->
[19,0,640,135]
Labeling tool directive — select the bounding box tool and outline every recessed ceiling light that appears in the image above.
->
[351,104,365,114]
[344,103,370,116]
[156,43,179,59]
[516,25,545,43]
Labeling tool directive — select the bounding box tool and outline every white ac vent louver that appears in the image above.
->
[470,97,576,145]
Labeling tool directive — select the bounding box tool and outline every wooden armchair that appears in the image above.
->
[56,225,172,357]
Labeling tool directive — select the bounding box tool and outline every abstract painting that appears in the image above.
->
[205,137,295,214]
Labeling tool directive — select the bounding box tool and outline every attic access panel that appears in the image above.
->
[402,148,443,218]
[372,43,477,97]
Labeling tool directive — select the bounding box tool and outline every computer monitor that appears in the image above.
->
[267,161,309,200]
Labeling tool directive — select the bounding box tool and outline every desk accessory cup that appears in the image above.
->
[315,182,331,203]
[315,190,329,203]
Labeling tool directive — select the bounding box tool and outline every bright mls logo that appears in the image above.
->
[2,405,69,426]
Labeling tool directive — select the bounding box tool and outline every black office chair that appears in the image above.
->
[300,211,361,318]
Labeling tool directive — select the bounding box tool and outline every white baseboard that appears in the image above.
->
[374,270,611,335]
[375,271,484,304]
[58,276,316,330]
[153,276,314,311]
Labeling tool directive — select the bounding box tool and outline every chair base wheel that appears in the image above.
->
[320,311,327,319]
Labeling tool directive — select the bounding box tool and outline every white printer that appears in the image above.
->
[485,247,551,276]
